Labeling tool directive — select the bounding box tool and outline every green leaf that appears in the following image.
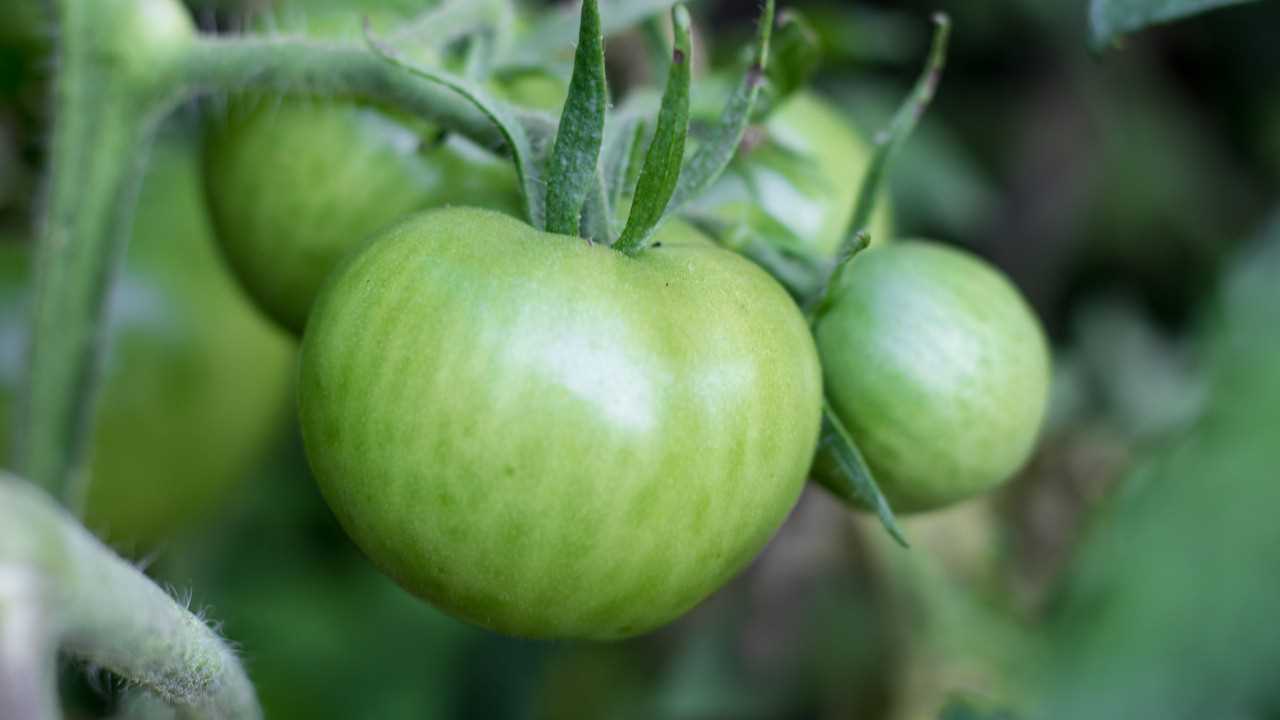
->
[1088,0,1263,50]
[846,12,950,241]
[818,401,908,548]
[614,6,693,256]
[364,23,547,229]
[545,0,607,237]
[666,0,775,214]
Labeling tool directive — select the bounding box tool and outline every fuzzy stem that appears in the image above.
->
[0,475,261,719]
[178,35,506,151]
[0,566,59,720]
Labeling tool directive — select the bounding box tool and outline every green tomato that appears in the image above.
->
[813,242,1051,513]
[202,3,564,334]
[691,90,893,262]
[0,135,294,547]
[204,98,524,334]
[298,208,823,639]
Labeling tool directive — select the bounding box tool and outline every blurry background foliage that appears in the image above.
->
[1,0,1279,718]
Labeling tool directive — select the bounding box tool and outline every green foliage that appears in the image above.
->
[545,0,607,237]
[1089,0,1265,49]
[615,7,692,254]
[1036,216,1280,719]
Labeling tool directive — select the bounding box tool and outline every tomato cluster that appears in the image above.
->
[4,0,1049,640]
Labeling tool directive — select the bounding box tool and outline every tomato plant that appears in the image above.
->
[0,134,294,547]
[812,242,1051,513]
[297,208,822,639]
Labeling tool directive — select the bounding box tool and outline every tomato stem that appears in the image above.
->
[21,0,193,504]
[0,476,262,719]
[846,12,951,242]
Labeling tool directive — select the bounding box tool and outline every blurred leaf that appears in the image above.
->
[763,9,822,108]
[1036,211,1280,720]
[1073,297,1205,440]
[1088,0,1264,50]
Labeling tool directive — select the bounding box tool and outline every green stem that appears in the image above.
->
[20,10,164,502]
[178,35,506,152]
[0,475,261,719]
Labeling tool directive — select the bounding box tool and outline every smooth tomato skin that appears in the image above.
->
[203,98,524,334]
[813,242,1050,513]
[298,208,823,639]
[0,137,294,547]
[691,90,893,261]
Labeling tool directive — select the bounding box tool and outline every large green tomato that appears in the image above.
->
[298,208,823,639]
[0,135,294,547]
[813,242,1050,513]
[690,90,893,262]
[203,3,563,334]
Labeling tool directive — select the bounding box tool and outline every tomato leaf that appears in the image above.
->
[1088,0,1263,50]
[364,23,548,229]
[846,12,950,242]
[819,401,909,548]
[614,5,693,255]
[666,0,775,214]
[545,0,607,237]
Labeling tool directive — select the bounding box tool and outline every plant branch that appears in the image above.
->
[177,35,507,152]
[19,0,180,501]
[0,475,261,719]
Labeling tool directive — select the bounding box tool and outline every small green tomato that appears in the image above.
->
[299,208,823,639]
[813,242,1051,513]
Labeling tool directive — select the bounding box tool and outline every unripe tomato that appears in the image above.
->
[0,135,295,547]
[298,208,823,639]
[203,3,561,334]
[690,89,893,262]
[812,242,1050,513]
